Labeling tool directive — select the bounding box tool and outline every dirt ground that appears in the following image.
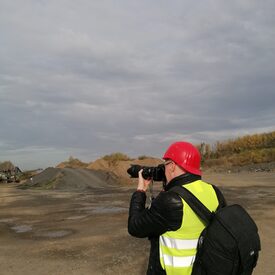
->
[0,171,274,275]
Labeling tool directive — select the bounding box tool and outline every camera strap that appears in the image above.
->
[148,180,154,209]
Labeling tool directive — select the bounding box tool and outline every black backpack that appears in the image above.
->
[171,185,261,275]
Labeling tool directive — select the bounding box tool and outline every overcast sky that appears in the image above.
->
[1,0,275,170]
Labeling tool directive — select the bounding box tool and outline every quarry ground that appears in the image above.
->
[0,171,274,275]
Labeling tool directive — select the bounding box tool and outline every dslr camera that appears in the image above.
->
[127,164,166,182]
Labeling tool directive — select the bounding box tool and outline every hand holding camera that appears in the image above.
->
[137,169,152,192]
[127,164,167,192]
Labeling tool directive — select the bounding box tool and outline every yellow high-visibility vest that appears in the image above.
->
[159,180,219,275]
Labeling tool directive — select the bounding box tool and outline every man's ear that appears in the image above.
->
[171,162,176,172]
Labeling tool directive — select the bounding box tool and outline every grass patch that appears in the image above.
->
[103,152,132,165]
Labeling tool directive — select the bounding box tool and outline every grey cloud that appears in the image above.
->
[1,0,275,169]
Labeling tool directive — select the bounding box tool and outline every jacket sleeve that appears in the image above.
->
[128,190,183,238]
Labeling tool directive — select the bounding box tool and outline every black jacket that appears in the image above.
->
[128,174,226,275]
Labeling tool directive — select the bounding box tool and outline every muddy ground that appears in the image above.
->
[0,172,274,275]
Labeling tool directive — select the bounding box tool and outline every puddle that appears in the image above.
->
[78,206,97,211]
[66,215,87,220]
[35,229,73,238]
[88,206,126,214]
[0,218,18,223]
[11,225,32,233]
[78,205,127,214]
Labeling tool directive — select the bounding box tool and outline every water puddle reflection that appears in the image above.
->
[11,224,32,233]
[35,229,73,238]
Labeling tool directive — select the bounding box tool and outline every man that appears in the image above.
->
[128,141,225,275]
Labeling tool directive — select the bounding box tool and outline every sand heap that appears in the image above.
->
[87,157,163,184]
[19,167,118,191]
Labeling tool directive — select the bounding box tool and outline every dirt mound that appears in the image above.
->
[19,167,119,191]
[87,157,163,184]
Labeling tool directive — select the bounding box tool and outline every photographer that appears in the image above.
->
[128,141,225,275]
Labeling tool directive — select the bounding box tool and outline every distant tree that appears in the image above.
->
[0,161,15,171]
[68,156,75,162]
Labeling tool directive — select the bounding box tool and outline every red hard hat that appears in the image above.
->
[163,141,201,175]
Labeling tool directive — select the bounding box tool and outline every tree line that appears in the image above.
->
[198,131,275,167]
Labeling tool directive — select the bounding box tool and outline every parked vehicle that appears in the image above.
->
[0,167,22,183]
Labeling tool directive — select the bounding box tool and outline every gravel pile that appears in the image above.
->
[19,167,119,191]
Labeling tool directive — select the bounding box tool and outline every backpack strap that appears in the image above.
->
[171,185,213,225]
[212,184,227,209]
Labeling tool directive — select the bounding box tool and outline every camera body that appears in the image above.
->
[127,164,166,182]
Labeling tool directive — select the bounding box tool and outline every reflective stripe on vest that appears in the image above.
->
[160,249,195,267]
[159,180,219,275]
[160,236,198,250]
